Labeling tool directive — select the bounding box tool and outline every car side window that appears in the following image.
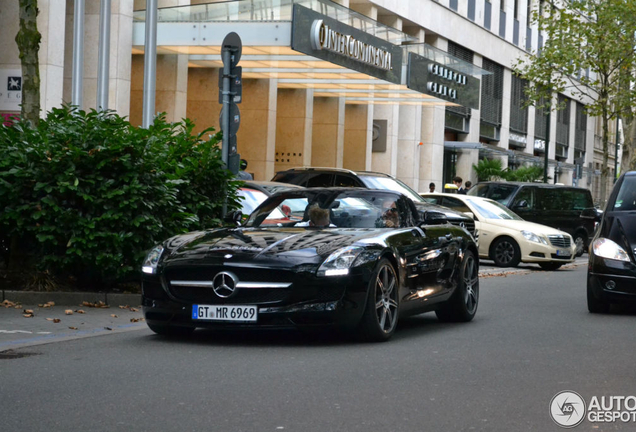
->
[334,174,361,187]
[572,190,592,210]
[306,173,334,187]
[441,197,471,213]
[512,187,534,210]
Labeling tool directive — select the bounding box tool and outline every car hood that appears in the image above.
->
[484,218,570,236]
[598,212,636,258]
[162,227,384,266]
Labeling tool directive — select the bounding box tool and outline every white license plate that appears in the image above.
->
[556,249,570,256]
[192,305,257,322]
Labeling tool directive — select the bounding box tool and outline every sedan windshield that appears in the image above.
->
[245,190,407,229]
[358,175,424,202]
[469,199,523,220]
[612,176,636,211]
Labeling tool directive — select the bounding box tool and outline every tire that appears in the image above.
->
[436,250,479,323]
[357,258,399,342]
[490,236,521,267]
[573,232,587,257]
[539,262,563,271]
[147,322,196,337]
[587,278,610,314]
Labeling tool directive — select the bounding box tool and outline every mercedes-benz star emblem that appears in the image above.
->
[212,271,238,298]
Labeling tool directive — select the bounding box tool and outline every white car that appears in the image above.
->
[420,193,576,270]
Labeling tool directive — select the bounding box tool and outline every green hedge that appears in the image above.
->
[0,106,240,288]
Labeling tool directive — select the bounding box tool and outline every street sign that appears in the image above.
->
[221,32,242,67]
[219,103,241,137]
[218,66,242,104]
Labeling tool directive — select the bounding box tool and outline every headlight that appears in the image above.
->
[521,230,548,245]
[317,246,381,277]
[592,238,630,262]
[142,245,164,274]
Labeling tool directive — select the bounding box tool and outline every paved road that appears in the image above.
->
[4,260,634,432]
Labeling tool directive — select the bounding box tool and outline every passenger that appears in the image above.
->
[308,206,331,228]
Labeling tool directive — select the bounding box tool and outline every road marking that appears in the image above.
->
[0,330,52,334]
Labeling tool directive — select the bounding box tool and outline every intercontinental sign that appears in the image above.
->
[310,20,393,71]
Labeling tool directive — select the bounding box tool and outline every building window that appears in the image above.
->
[574,102,587,152]
[499,9,507,38]
[450,0,458,11]
[485,0,492,30]
[510,75,528,135]
[468,0,476,21]
[534,94,549,142]
[447,42,474,121]
[480,58,504,129]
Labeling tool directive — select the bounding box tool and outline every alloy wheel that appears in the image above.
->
[494,240,516,264]
[374,264,399,333]
[463,254,479,314]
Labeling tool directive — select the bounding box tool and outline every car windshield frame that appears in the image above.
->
[244,189,407,229]
[467,198,523,220]
[611,175,636,212]
[358,174,425,203]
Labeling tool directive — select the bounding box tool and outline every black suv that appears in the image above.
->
[271,167,476,238]
[467,181,599,256]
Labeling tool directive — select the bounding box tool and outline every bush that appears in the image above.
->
[0,106,240,289]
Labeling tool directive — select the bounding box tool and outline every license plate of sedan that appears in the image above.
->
[192,305,258,322]
[556,249,570,256]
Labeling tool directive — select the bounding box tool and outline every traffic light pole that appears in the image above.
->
[221,48,231,170]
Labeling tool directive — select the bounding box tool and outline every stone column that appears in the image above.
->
[38,0,67,114]
[343,104,371,171]
[500,68,512,153]
[418,105,446,193]
[64,0,133,116]
[275,88,313,173]
[397,104,423,190]
[312,97,345,168]
[186,67,220,134]
[239,79,278,181]
[372,104,399,176]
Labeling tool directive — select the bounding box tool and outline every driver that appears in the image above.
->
[381,201,399,228]
[308,206,331,228]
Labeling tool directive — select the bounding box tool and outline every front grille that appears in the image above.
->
[450,219,476,237]
[169,284,289,304]
[548,235,571,248]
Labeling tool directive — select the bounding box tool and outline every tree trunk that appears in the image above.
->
[15,0,41,127]
[600,104,610,206]
[621,117,636,173]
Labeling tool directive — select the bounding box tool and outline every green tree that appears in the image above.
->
[514,0,636,204]
[472,158,504,181]
[15,0,41,126]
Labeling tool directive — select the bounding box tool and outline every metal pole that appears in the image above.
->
[543,92,552,183]
[71,0,84,108]
[614,116,620,183]
[221,48,232,217]
[142,0,158,128]
[96,0,111,111]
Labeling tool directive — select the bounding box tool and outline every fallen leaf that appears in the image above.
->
[46,318,54,321]
[118,305,129,309]
[104,327,112,331]
[65,309,73,315]
[68,326,78,330]
[130,318,140,322]
[110,314,118,318]
[23,313,34,318]
[130,308,139,312]
[24,309,34,315]
[75,309,86,314]
[83,301,109,308]
[2,300,20,308]
[53,318,61,323]
[46,301,55,307]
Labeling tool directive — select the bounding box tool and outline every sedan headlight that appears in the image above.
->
[142,245,164,274]
[317,246,381,277]
[521,230,548,245]
[592,238,631,262]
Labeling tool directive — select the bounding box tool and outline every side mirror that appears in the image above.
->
[512,200,528,209]
[462,211,475,220]
[420,210,448,225]
[580,208,601,221]
[224,210,243,226]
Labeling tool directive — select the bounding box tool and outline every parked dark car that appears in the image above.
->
[142,188,479,341]
[271,167,477,240]
[587,171,636,313]
[467,181,598,256]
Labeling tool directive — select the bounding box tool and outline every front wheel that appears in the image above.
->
[490,237,521,267]
[436,250,479,322]
[539,262,563,271]
[574,233,587,257]
[357,258,399,342]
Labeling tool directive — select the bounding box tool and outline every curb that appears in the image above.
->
[2,290,141,306]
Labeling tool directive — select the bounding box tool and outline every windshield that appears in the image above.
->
[612,176,636,211]
[238,188,286,219]
[245,190,407,229]
[467,183,518,205]
[469,198,523,220]
[359,175,424,202]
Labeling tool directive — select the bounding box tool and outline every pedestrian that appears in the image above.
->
[429,182,436,193]
[453,176,466,194]
[464,181,472,192]
[237,159,253,180]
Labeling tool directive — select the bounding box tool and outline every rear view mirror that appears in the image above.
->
[420,211,448,225]
[224,210,243,226]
